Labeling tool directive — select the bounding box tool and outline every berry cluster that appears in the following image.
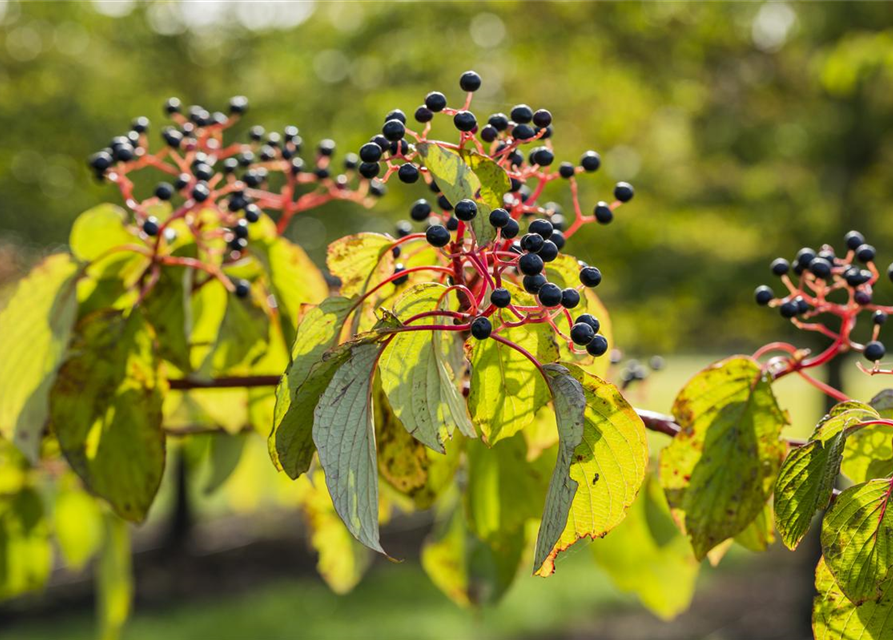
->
[347,72,637,359]
[753,230,893,369]
[87,96,375,299]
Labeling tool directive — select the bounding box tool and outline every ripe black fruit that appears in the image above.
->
[154,182,174,201]
[576,314,600,333]
[471,316,492,339]
[587,335,609,357]
[234,279,250,298]
[411,199,432,221]
[359,162,380,179]
[580,151,601,172]
[520,233,545,253]
[426,225,451,248]
[561,288,581,309]
[489,208,510,228]
[491,288,511,308]
[382,119,405,142]
[528,219,553,240]
[865,341,886,362]
[856,244,876,263]
[538,283,562,307]
[455,199,478,221]
[501,219,520,239]
[192,182,210,202]
[143,217,159,236]
[754,285,773,305]
[579,266,602,287]
[533,109,552,127]
[594,202,613,224]
[454,111,477,132]
[395,221,412,238]
[459,71,482,92]
[614,182,634,202]
[810,258,832,279]
[558,162,575,179]
[874,311,888,325]
[425,91,447,112]
[570,322,595,345]
[392,264,409,285]
[523,274,546,294]
[771,258,790,276]
[519,252,544,276]
[414,106,433,123]
[488,113,509,131]
[398,164,420,184]
[359,143,382,162]
[779,300,799,318]
[539,241,559,263]
[510,104,533,124]
[845,230,865,251]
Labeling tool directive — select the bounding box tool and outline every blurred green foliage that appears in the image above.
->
[3,0,893,355]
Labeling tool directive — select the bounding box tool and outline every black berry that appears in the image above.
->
[501,219,520,239]
[471,316,492,339]
[398,164,420,184]
[489,208,510,228]
[521,233,545,253]
[587,335,609,357]
[533,109,552,128]
[558,162,575,179]
[856,244,876,263]
[459,71,482,92]
[411,199,432,221]
[865,341,886,362]
[580,266,602,287]
[454,111,477,132]
[539,241,559,263]
[519,253,545,276]
[528,219,553,240]
[754,285,774,305]
[771,258,790,276]
[382,119,406,142]
[491,288,511,308]
[576,314,600,333]
[614,182,634,202]
[426,225,451,248]
[538,283,562,307]
[510,104,533,124]
[143,217,159,236]
[455,199,478,221]
[234,279,250,298]
[594,202,613,224]
[845,230,865,251]
[580,151,601,172]
[523,274,546,294]
[561,288,581,309]
[425,92,447,112]
[570,322,595,345]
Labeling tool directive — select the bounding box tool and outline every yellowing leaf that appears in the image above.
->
[0,253,80,461]
[55,487,103,571]
[468,296,558,445]
[380,283,474,452]
[97,513,132,640]
[421,506,524,608]
[592,475,700,620]
[735,502,776,552]
[659,356,788,560]
[0,489,52,599]
[202,432,248,495]
[822,478,893,605]
[813,556,893,640]
[775,402,878,550]
[298,470,372,594]
[327,233,394,297]
[50,311,166,522]
[271,296,355,479]
[842,390,893,483]
[69,204,136,267]
[534,363,647,576]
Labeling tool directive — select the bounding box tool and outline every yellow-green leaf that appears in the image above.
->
[842,390,893,483]
[821,478,893,605]
[813,556,893,640]
[468,298,558,445]
[0,489,52,599]
[327,233,394,297]
[50,311,166,522]
[534,363,647,576]
[69,204,136,264]
[659,356,788,560]
[271,296,354,479]
[97,513,132,640]
[735,502,776,552]
[202,432,248,495]
[421,506,524,608]
[54,486,103,571]
[380,283,474,452]
[206,291,270,375]
[592,475,700,620]
[775,402,878,550]
[0,254,80,462]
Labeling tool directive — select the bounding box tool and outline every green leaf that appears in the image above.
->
[842,390,893,483]
[298,470,372,595]
[735,502,776,552]
[775,402,878,550]
[253,234,328,345]
[380,283,474,452]
[69,204,136,267]
[0,253,80,461]
[163,387,248,435]
[202,432,248,495]
[312,335,393,554]
[417,142,509,246]
[271,296,354,479]
[54,486,103,570]
[206,290,270,374]
[592,475,700,620]
[658,356,788,560]
[0,489,52,599]
[467,297,559,445]
[97,513,132,640]
[813,556,893,640]
[50,311,166,522]
[142,267,192,372]
[421,506,524,608]
[466,433,552,545]
[534,363,647,576]
[821,478,893,605]
[327,233,394,298]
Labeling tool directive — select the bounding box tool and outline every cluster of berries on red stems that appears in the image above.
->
[87,96,374,299]
[753,230,893,364]
[353,71,637,358]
